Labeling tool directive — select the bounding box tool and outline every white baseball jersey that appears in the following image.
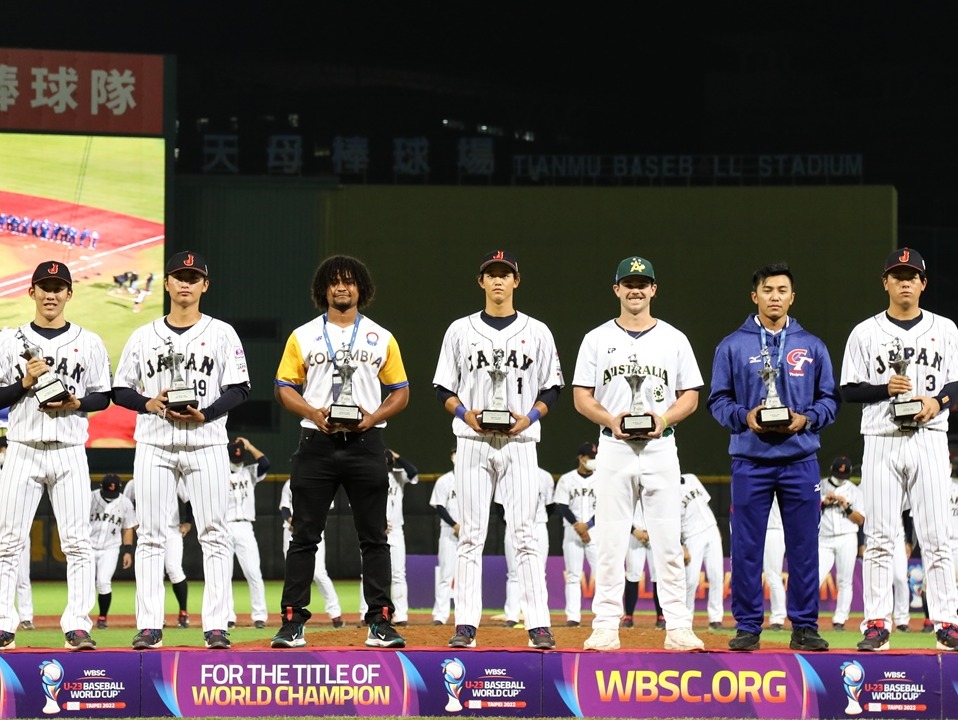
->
[124,477,190,528]
[114,315,249,446]
[89,493,137,551]
[496,468,553,524]
[276,314,407,430]
[433,311,563,442]
[554,469,597,527]
[841,310,958,435]
[679,473,725,624]
[951,479,958,544]
[429,470,460,524]
[819,477,863,537]
[0,323,111,444]
[678,473,718,540]
[429,470,458,624]
[387,465,417,529]
[227,462,266,522]
[764,499,786,624]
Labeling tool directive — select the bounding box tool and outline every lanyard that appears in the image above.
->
[758,320,788,368]
[322,313,362,372]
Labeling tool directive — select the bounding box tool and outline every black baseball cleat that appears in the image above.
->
[205,630,231,649]
[833,622,845,632]
[271,621,306,648]
[449,625,477,648]
[896,624,910,633]
[365,620,406,648]
[857,620,890,651]
[620,615,634,628]
[254,620,266,629]
[936,623,958,651]
[528,627,556,649]
[0,631,15,650]
[20,620,35,630]
[331,616,345,628]
[728,630,761,651]
[177,611,190,628]
[65,630,97,651]
[132,629,164,650]
[790,627,828,651]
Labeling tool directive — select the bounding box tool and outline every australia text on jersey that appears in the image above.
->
[602,362,669,386]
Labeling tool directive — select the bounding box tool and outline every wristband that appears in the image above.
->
[661,415,669,430]
[121,544,134,555]
[454,405,467,421]
[527,408,542,424]
[844,506,853,517]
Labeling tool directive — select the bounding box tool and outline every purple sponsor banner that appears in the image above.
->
[0,652,140,718]
[941,654,958,715]
[140,649,540,717]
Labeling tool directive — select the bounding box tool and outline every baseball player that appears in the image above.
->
[279,479,344,627]
[90,474,137,629]
[271,255,409,650]
[429,449,459,625]
[763,499,787,630]
[679,472,725,629]
[498,467,554,627]
[123,478,193,628]
[818,456,864,631]
[553,442,598,627]
[623,496,659,629]
[113,251,249,651]
[0,263,112,652]
[226,437,269,629]
[709,262,839,652]
[573,255,704,652]
[840,247,958,651]
[433,249,563,650]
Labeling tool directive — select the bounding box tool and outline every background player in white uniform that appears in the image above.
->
[429,449,459,625]
[114,251,250,651]
[818,456,864,630]
[573,255,705,653]
[841,247,958,652]
[623,497,658,628]
[90,473,136,629]
[272,255,408,651]
[763,499,787,630]
[0,434,34,631]
[123,477,193,627]
[499,467,553,627]
[226,437,269,629]
[0,262,111,652]
[433,249,563,650]
[679,472,725,629]
[359,450,418,624]
[279,479,344,627]
[553,442,598,627]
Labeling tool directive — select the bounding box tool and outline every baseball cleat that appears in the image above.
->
[896,624,909,633]
[709,621,723,630]
[528,627,556,649]
[177,611,190,628]
[620,615,634,628]
[584,628,620,651]
[331,616,344,628]
[936,623,958,651]
[565,620,580,627]
[449,625,477,648]
[790,627,828,651]
[254,620,266,629]
[132,629,164,650]
[227,621,236,629]
[20,620,36,630]
[64,630,97,651]
[96,616,108,630]
[728,630,761,651]
[365,620,406,648]
[271,621,306,648]
[205,630,231,649]
[0,632,16,650]
[857,620,890,652]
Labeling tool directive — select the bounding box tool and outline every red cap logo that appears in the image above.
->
[899,249,910,263]
[493,250,504,260]
[48,263,58,274]
[183,254,195,267]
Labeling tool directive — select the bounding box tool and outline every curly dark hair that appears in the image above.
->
[752,262,794,291]
[311,255,376,310]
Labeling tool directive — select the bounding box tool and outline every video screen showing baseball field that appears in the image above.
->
[0,132,165,446]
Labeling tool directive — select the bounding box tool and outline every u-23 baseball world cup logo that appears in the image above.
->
[840,660,865,715]
[441,658,466,712]
[38,659,64,715]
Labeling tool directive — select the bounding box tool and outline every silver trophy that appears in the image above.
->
[621,355,654,434]
[328,351,362,425]
[17,330,70,406]
[887,338,922,424]
[757,348,791,427]
[161,337,198,410]
[479,349,512,430]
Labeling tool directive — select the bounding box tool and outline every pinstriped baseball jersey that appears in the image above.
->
[89,493,137,551]
[124,477,190,528]
[227,463,264,522]
[0,323,111,444]
[951,479,958,543]
[841,310,958,435]
[679,473,717,539]
[275,314,407,430]
[429,471,459,523]
[572,319,703,419]
[114,316,249,446]
[493,467,554,523]
[553,470,596,525]
[819,478,862,537]
[433,311,563,442]
[387,467,417,528]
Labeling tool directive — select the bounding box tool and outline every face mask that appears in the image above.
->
[584,458,596,472]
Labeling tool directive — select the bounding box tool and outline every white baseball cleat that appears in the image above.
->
[583,628,620,651]
[664,627,705,651]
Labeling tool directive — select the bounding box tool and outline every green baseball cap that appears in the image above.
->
[615,256,655,283]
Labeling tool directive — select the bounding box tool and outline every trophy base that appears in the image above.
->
[621,414,654,435]
[35,378,70,406]
[167,387,199,410]
[479,409,512,431]
[758,406,791,427]
[329,404,362,425]
[892,399,923,421]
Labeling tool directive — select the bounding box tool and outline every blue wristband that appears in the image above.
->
[455,405,467,421]
[527,408,542,424]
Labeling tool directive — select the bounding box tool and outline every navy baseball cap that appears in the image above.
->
[615,256,655,283]
[32,261,72,287]
[479,250,519,274]
[166,251,208,276]
[101,473,121,496]
[883,247,925,277]
[577,441,597,457]
[228,440,244,462]
[830,456,853,479]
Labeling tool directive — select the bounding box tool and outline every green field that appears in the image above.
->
[0,133,165,221]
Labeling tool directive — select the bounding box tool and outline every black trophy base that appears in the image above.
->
[35,378,70,406]
[166,387,199,410]
[621,414,654,435]
[329,403,362,425]
[758,406,792,427]
[892,399,923,421]
[479,409,512,431]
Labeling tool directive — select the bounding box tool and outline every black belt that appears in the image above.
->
[601,427,674,439]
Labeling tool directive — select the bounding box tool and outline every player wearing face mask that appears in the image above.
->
[553,442,599,626]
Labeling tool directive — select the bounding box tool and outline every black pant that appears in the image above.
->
[280,427,393,625]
